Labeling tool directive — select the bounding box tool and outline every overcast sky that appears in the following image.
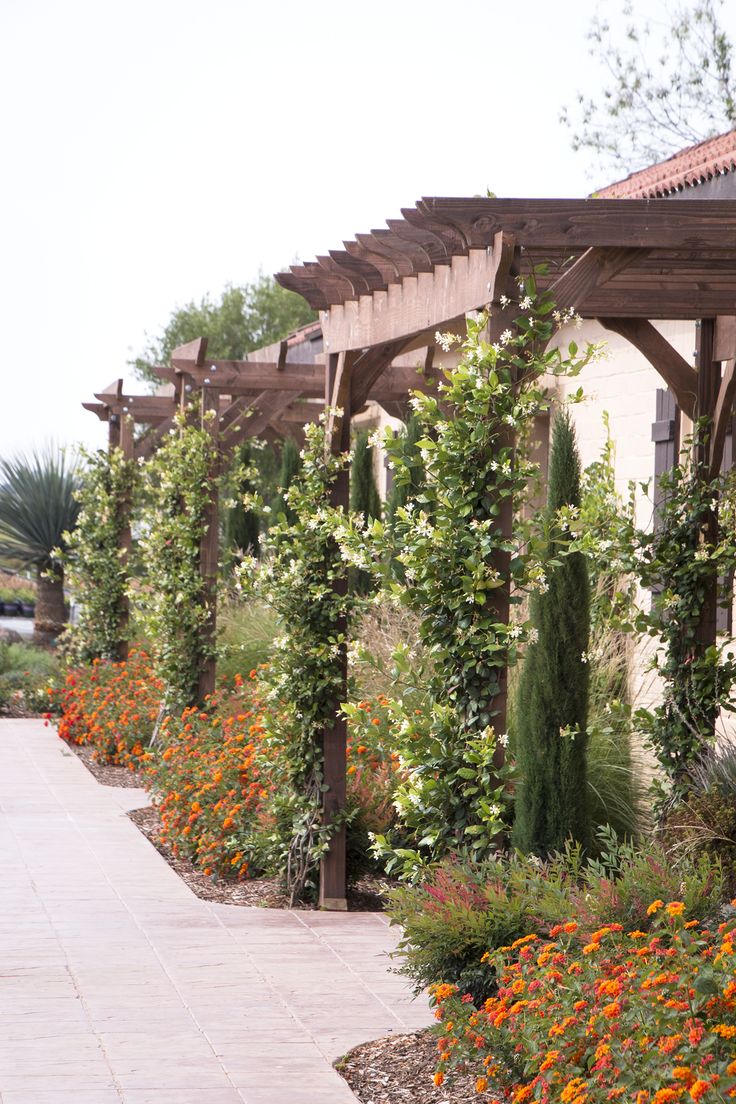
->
[3,0,733,457]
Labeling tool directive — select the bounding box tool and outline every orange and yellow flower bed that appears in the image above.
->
[432,903,736,1102]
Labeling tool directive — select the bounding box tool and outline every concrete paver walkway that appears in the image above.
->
[0,720,431,1103]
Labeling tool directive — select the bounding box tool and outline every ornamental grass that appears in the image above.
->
[431,901,736,1103]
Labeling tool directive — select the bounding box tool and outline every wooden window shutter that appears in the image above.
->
[651,388,680,529]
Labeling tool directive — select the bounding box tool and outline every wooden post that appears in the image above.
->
[318,350,356,910]
[197,385,220,702]
[116,411,135,661]
[694,319,720,740]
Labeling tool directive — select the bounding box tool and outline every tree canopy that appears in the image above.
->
[132,275,317,385]
[561,0,736,177]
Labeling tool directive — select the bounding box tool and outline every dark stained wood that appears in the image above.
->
[419,198,736,250]
[346,237,404,282]
[350,340,411,411]
[319,350,361,911]
[548,247,646,311]
[715,316,736,361]
[597,318,698,419]
[171,336,208,370]
[355,231,418,277]
[709,358,736,480]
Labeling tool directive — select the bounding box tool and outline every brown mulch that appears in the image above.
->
[128,805,390,910]
[68,741,146,788]
[337,1029,492,1104]
[65,737,389,911]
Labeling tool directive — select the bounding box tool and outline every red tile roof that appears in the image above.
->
[597,129,736,198]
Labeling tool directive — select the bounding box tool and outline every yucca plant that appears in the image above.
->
[0,445,81,638]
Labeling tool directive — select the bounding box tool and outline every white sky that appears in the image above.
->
[2,0,733,456]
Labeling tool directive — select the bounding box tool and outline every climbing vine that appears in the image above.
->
[572,433,736,805]
[341,283,601,874]
[136,410,218,713]
[62,446,138,662]
[237,421,363,901]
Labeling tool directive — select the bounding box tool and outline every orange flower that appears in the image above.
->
[689,1082,710,1102]
[433,1072,444,1087]
[666,901,685,917]
[647,900,665,916]
[475,1076,488,1093]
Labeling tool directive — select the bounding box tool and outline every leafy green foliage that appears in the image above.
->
[0,445,81,573]
[561,0,736,175]
[349,431,381,595]
[386,829,725,1002]
[62,447,138,662]
[513,411,591,857]
[385,414,425,534]
[136,411,218,712]
[572,434,736,806]
[269,436,301,525]
[224,444,260,564]
[339,289,600,872]
[238,422,364,902]
[0,640,60,715]
[131,277,316,385]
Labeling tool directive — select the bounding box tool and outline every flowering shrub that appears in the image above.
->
[149,672,272,878]
[62,446,138,662]
[52,649,398,886]
[52,650,163,770]
[237,421,365,902]
[431,901,736,1102]
[136,409,218,712]
[387,832,724,1004]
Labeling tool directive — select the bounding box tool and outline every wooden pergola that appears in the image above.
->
[275,196,736,908]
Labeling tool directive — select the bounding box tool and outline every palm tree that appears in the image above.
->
[0,445,81,639]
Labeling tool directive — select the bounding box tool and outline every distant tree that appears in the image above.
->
[0,446,81,639]
[512,412,591,858]
[270,437,302,525]
[561,0,736,176]
[132,276,316,385]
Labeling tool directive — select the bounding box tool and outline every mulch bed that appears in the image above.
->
[337,1030,491,1104]
[67,738,389,912]
[69,742,146,788]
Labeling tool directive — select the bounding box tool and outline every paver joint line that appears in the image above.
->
[0,720,430,1103]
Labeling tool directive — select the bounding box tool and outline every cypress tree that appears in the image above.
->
[512,410,591,857]
[386,415,425,532]
[350,431,382,522]
[270,436,301,525]
[350,431,381,595]
[224,444,260,562]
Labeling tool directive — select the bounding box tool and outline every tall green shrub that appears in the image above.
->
[513,410,591,857]
[350,432,381,595]
[385,415,425,532]
[224,444,259,563]
[270,436,301,524]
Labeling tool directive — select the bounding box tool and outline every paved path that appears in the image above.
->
[0,720,431,1103]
